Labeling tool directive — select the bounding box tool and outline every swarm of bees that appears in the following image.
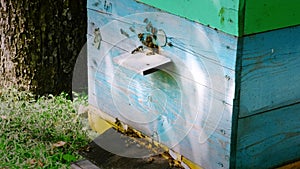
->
[131,33,159,55]
[112,118,184,168]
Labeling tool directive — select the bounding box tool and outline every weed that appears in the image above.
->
[0,87,90,169]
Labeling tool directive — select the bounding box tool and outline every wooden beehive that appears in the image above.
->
[86,0,300,168]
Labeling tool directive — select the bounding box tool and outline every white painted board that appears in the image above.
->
[113,52,171,75]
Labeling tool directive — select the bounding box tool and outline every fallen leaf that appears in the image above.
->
[28,159,36,165]
[53,141,66,148]
[38,160,44,167]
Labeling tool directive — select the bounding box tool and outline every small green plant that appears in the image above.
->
[0,87,90,169]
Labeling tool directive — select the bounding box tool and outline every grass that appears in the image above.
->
[0,87,91,169]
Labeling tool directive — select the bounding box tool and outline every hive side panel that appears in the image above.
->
[235,103,300,169]
[87,1,238,168]
[235,25,300,168]
[239,25,300,118]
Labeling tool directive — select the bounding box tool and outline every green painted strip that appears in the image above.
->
[137,0,300,36]
[244,0,300,35]
[137,0,239,36]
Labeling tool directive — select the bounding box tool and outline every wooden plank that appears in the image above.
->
[89,68,233,169]
[87,0,300,36]
[87,1,238,168]
[87,4,238,71]
[71,163,82,169]
[239,25,300,118]
[137,0,239,36]
[71,159,101,169]
[87,0,158,15]
[235,103,300,169]
[86,107,233,169]
[87,8,237,103]
[172,104,233,169]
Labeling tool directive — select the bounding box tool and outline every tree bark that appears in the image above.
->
[0,0,86,96]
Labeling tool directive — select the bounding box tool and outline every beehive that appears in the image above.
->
[86,0,300,168]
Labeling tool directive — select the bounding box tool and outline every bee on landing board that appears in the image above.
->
[140,33,159,55]
[131,45,144,54]
[131,33,159,55]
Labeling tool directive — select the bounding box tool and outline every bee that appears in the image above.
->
[129,26,135,33]
[139,33,158,48]
[131,20,170,55]
[120,28,129,38]
[146,157,154,163]
[92,2,99,7]
[93,28,101,49]
[115,118,121,126]
[131,45,143,54]
[132,33,159,55]
[143,18,149,23]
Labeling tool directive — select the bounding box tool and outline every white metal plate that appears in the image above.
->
[113,52,172,75]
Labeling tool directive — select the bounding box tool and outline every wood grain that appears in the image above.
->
[87,1,300,169]
[235,102,300,169]
[233,24,300,169]
[239,25,300,118]
[87,1,238,168]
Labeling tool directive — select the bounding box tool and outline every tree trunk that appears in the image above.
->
[0,0,86,96]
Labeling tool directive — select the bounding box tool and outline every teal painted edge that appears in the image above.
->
[137,0,239,36]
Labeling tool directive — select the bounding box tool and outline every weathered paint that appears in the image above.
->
[137,0,239,36]
[136,0,300,36]
[243,0,300,35]
[235,103,300,169]
[239,25,300,118]
[87,0,237,168]
[232,25,300,168]
[87,1,300,169]
[88,110,112,135]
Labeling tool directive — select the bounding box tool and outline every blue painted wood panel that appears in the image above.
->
[239,25,300,118]
[87,1,238,168]
[233,25,300,168]
[87,1,300,169]
[235,103,300,169]
[87,0,158,15]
